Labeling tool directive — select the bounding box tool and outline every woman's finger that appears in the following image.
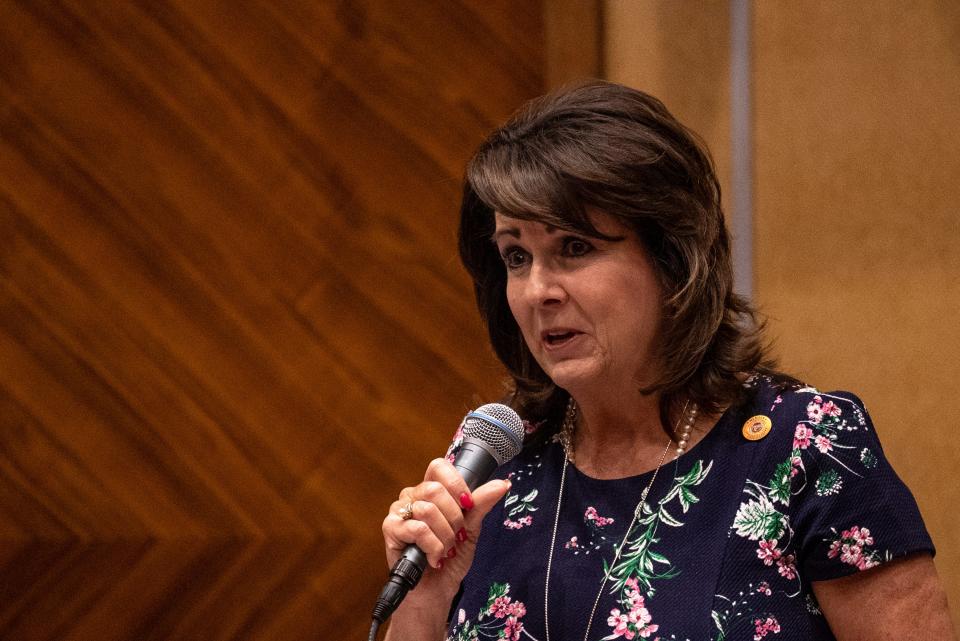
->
[423,458,476,511]
[383,502,447,569]
[407,498,458,559]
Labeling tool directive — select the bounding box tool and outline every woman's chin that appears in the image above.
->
[544,359,606,393]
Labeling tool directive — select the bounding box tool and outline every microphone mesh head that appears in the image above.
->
[463,403,524,465]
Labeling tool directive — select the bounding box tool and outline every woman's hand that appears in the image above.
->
[381,457,511,638]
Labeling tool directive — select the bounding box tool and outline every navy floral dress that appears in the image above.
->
[444,375,934,641]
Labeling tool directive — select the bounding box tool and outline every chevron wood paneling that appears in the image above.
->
[0,1,544,638]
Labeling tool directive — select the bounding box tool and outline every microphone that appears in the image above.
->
[371,403,524,626]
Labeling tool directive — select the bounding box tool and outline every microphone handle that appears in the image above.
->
[451,438,500,490]
[372,438,502,623]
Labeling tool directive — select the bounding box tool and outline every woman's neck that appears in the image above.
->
[568,390,715,480]
[570,391,672,479]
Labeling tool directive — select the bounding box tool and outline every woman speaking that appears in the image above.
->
[380,81,955,640]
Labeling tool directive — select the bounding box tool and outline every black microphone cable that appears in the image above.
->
[368,618,381,641]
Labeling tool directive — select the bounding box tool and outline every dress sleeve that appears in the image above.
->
[785,390,935,582]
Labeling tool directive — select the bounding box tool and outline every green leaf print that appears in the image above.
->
[678,486,699,512]
[658,506,683,527]
[482,582,509,617]
[505,489,538,518]
[606,460,712,596]
[768,460,793,505]
[733,495,786,541]
[815,469,843,496]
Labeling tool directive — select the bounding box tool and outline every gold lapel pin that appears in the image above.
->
[742,415,772,441]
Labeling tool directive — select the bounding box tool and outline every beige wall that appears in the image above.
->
[604,0,959,628]
[752,1,960,622]
[604,0,732,221]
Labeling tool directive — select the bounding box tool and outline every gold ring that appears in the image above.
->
[398,502,415,521]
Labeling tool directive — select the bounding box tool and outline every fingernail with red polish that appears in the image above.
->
[447,547,457,559]
[459,492,474,510]
[457,527,468,543]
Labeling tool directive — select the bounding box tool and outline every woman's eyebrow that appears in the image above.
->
[491,224,560,243]
[491,227,520,243]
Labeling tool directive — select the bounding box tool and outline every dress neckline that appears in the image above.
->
[561,403,735,484]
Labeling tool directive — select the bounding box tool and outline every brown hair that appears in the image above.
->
[458,80,773,437]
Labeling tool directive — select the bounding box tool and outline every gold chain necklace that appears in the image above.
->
[544,397,698,641]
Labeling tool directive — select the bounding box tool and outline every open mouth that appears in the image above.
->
[543,330,581,347]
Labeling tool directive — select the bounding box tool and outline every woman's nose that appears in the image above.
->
[525,263,567,306]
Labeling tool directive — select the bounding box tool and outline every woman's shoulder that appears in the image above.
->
[728,372,933,582]
[742,372,873,441]
[730,373,892,499]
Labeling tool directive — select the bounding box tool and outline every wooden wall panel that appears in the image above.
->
[0,1,543,638]
[544,0,602,88]
[753,1,960,626]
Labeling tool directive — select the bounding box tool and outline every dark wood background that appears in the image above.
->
[0,1,551,638]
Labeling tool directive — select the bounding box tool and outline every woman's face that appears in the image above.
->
[493,211,664,395]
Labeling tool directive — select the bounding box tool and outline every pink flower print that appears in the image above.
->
[845,526,874,546]
[608,609,634,639]
[625,577,639,591]
[585,506,615,527]
[839,543,862,567]
[776,554,797,579]
[503,615,523,641]
[489,595,513,618]
[757,581,772,595]
[753,616,781,640]
[565,536,580,549]
[790,454,803,478]
[607,590,659,639]
[827,539,842,559]
[631,612,658,638]
[756,539,781,566]
[814,435,833,453]
[789,454,803,477]
[829,525,881,571]
[820,400,841,418]
[627,595,657,637]
[446,421,466,463]
[806,396,824,424]
[793,425,813,449]
[509,601,526,618]
[503,515,533,529]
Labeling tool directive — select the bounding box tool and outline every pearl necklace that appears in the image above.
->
[545,397,698,641]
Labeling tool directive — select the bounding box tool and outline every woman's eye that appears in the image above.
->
[501,247,529,270]
[563,237,594,257]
